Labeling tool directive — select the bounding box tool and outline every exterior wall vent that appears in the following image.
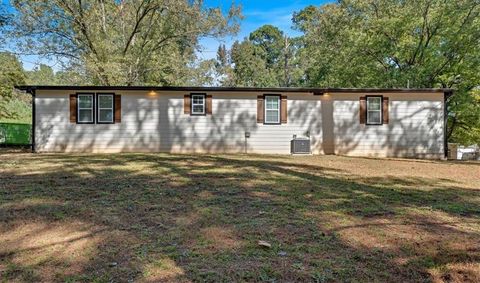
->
[291,137,311,154]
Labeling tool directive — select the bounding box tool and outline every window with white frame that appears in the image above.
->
[366,96,382,125]
[77,94,94,123]
[191,94,205,115]
[97,94,114,123]
[265,95,280,124]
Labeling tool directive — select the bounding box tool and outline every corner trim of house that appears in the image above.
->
[30,88,36,153]
[443,90,454,159]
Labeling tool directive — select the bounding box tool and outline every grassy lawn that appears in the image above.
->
[1,153,479,282]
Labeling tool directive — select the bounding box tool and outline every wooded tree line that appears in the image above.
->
[0,0,479,145]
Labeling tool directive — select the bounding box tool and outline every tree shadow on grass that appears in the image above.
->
[0,153,479,282]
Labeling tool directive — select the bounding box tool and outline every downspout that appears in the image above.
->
[29,88,36,153]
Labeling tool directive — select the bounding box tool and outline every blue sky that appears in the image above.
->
[198,0,329,60]
[1,0,330,70]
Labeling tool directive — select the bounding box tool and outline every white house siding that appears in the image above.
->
[34,89,444,158]
[35,90,322,154]
[325,92,444,158]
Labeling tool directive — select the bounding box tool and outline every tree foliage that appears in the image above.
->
[214,44,234,86]
[294,1,480,89]
[0,57,86,122]
[8,0,241,86]
[25,64,57,85]
[0,52,29,121]
[230,39,277,87]
[292,0,480,145]
[249,25,284,68]
[223,25,303,87]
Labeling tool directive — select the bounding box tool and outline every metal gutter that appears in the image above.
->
[15,85,452,94]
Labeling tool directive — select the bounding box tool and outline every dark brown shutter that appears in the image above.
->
[359,96,366,124]
[114,94,121,123]
[206,94,212,115]
[281,95,287,124]
[184,95,191,114]
[69,94,77,123]
[382,97,389,124]
[257,95,264,123]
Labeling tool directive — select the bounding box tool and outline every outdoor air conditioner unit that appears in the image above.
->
[291,137,311,154]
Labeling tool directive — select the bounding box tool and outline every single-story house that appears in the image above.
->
[17,86,452,159]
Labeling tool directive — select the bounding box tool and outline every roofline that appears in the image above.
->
[15,85,452,94]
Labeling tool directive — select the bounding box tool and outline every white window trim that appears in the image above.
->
[77,94,94,123]
[366,96,383,125]
[191,94,206,115]
[97,94,114,123]
[264,95,280,124]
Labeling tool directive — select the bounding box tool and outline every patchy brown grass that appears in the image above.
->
[0,153,479,282]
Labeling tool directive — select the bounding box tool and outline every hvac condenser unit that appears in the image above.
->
[291,137,311,154]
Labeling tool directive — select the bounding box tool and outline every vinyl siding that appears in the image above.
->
[34,90,444,158]
[35,90,322,154]
[326,93,444,158]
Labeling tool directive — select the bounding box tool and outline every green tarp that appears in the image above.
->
[0,123,31,145]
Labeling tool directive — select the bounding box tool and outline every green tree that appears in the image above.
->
[248,25,303,86]
[187,59,217,86]
[216,44,229,68]
[214,44,234,86]
[294,0,480,145]
[0,52,30,122]
[55,67,90,86]
[25,63,90,86]
[282,36,305,87]
[292,5,319,33]
[230,40,277,87]
[26,64,57,85]
[6,0,242,86]
[249,25,284,68]
[225,25,303,87]
[448,89,480,146]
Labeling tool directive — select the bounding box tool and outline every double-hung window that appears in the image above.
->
[366,96,382,125]
[97,94,114,123]
[264,95,280,124]
[191,94,206,115]
[77,94,94,123]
